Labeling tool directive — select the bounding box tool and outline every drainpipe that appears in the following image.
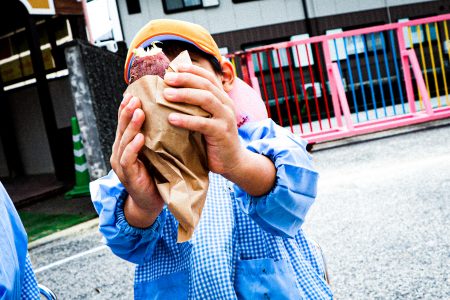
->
[81,0,94,43]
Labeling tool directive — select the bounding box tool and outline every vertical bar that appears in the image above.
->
[371,33,387,116]
[322,40,343,127]
[343,34,360,122]
[389,30,406,113]
[408,25,422,105]
[240,54,251,85]
[332,39,344,79]
[398,26,416,113]
[381,32,397,115]
[266,49,284,126]
[230,55,237,76]
[426,23,441,107]
[435,22,449,105]
[26,15,65,180]
[286,46,304,133]
[362,34,378,119]
[407,50,433,115]
[314,43,332,128]
[331,63,354,130]
[276,48,294,132]
[305,44,323,130]
[294,45,313,131]
[246,53,262,98]
[417,25,431,99]
[353,36,369,120]
[444,21,450,62]
[256,52,271,118]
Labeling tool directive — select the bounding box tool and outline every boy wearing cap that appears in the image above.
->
[91,19,332,299]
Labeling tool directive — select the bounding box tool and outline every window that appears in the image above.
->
[242,37,289,72]
[399,18,437,49]
[0,18,72,85]
[162,0,202,14]
[126,0,141,14]
[232,0,259,3]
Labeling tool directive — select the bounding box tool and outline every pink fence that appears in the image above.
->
[228,14,450,144]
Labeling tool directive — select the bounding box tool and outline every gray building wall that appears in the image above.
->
[309,0,434,18]
[0,76,75,176]
[116,0,437,47]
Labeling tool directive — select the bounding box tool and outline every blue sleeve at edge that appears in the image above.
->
[234,119,319,238]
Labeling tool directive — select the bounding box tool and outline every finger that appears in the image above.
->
[118,108,145,159]
[164,70,235,109]
[113,96,140,161]
[168,113,223,136]
[163,87,226,117]
[177,64,222,88]
[120,132,145,180]
[164,71,224,102]
[116,97,141,143]
[118,94,133,119]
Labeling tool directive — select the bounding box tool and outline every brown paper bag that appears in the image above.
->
[124,51,209,242]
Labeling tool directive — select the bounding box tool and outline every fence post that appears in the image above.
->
[331,63,354,130]
[239,53,251,86]
[397,25,417,113]
[243,52,262,98]
[405,50,433,115]
[322,40,343,127]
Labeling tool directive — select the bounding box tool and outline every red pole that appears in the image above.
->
[314,43,332,128]
[305,44,322,130]
[286,46,304,133]
[256,52,271,118]
[266,49,283,126]
[294,45,313,131]
[276,48,294,132]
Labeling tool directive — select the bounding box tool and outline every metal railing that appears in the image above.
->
[228,14,450,143]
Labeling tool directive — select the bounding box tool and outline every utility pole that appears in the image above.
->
[384,0,392,23]
[301,0,313,36]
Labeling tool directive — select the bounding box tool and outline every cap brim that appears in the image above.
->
[125,35,219,84]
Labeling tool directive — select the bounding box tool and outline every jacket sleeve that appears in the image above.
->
[234,119,319,238]
[0,182,28,299]
[90,171,166,264]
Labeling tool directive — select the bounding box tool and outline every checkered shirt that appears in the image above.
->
[20,253,40,299]
[92,119,333,299]
[133,173,332,299]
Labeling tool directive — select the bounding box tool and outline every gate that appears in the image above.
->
[228,14,450,143]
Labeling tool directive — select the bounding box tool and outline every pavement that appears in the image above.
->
[16,119,450,298]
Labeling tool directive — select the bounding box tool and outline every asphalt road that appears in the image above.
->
[30,124,450,299]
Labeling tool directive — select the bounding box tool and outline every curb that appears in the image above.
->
[312,118,450,152]
[28,218,99,250]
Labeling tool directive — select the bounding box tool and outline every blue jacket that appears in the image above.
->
[91,119,333,299]
[0,182,39,299]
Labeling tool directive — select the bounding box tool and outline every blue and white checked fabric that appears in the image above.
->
[92,119,333,299]
[132,173,332,299]
[20,254,40,299]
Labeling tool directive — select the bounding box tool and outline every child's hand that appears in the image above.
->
[163,64,243,175]
[110,94,164,228]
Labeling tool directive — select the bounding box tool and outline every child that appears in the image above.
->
[0,182,40,299]
[91,19,332,299]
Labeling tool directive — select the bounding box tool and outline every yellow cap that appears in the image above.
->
[124,19,222,84]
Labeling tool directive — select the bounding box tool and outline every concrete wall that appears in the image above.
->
[0,76,75,176]
[309,0,433,18]
[116,0,435,46]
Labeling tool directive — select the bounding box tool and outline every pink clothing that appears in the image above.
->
[227,78,268,127]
